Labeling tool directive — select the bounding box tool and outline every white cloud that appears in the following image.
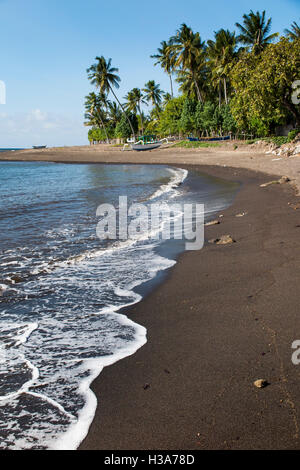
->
[27,109,48,122]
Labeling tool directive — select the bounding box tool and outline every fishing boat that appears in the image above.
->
[188,135,230,142]
[124,135,168,151]
[208,135,230,141]
[32,145,47,149]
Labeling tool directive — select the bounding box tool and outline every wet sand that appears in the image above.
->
[78,164,300,450]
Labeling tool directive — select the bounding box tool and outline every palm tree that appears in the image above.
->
[143,80,163,112]
[162,92,172,107]
[107,101,122,127]
[170,23,206,103]
[285,21,300,40]
[151,40,176,97]
[138,110,150,134]
[235,10,278,54]
[176,68,208,102]
[84,92,109,143]
[124,88,147,134]
[87,56,136,139]
[207,29,237,105]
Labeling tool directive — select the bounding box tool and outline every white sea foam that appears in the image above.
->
[149,167,188,200]
[15,322,38,347]
[52,312,147,450]
[0,356,39,402]
[1,260,18,266]
[51,251,174,450]
[2,252,172,450]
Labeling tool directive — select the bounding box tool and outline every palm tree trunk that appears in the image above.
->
[169,73,174,98]
[91,102,109,143]
[223,77,228,105]
[218,81,222,109]
[109,86,136,139]
[138,104,144,134]
[194,79,203,104]
[98,116,109,143]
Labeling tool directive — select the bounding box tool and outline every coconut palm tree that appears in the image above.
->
[143,80,163,112]
[84,92,110,143]
[235,10,278,54]
[176,68,208,102]
[107,101,122,127]
[162,92,172,107]
[87,56,136,139]
[124,88,147,134]
[207,29,237,105]
[284,21,300,40]
[85,108,109,141]
[151,40,176,97]
[170,23,206,103]
[138,110,150,134]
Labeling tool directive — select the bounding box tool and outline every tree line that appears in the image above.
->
[85,11,300,143]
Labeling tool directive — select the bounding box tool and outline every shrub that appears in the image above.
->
[172,140,220,148]
[288,129,300,142]
[115,113,138,138]
[270,136,289,146]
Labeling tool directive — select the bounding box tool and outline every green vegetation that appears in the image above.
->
[85,11,300,144]
[244,129,300,147]
[230,38,300,136]
[235,10,279,55]
[288,128,300,141]
[173,141,221,148]
[115,113,138,139]
[284,21,300,41]
[265,136,289,146]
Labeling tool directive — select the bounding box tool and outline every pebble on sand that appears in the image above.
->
[205,219,220,226]
[260,176,290,187]
[254,379,268,389]
[209,235,235,245]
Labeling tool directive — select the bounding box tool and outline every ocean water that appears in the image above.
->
[0,148,24,152]
[0,162,239,449]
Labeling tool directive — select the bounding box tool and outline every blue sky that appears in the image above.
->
[0,0,299,147]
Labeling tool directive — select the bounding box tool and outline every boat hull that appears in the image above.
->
[188,136,230,142]
[131,143,161,151]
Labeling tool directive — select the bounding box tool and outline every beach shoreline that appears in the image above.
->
[3,147,300,449]
[76,162,300,450]
[1,144,300,194]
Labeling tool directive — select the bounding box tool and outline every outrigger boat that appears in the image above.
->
[187,135,230,142]
[123,135,168,151]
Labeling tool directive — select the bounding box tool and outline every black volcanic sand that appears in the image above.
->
[80,165,300,450]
